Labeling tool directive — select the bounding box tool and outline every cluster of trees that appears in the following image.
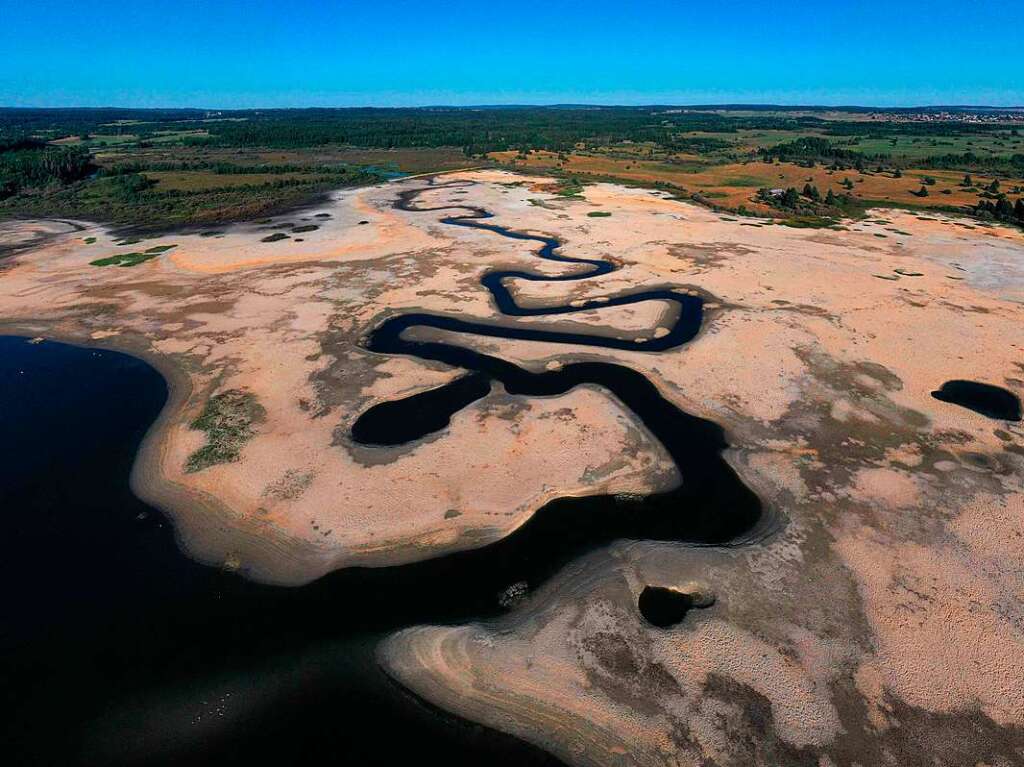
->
[973,195,1024,224]
[0,141,93,198]
[758,136,874,165]
[757,184,846,211]
[662,136,733,153]
[920,152,1024,172]
[106,173,155,200]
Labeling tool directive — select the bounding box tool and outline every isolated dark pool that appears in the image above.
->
[931,379,1022,421]
[637,586,696,628]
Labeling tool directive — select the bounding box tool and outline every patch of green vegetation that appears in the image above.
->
[260,232,290,243]
[775,215,840,229]
[89,251,160,267]
[291,224,319,233]
[199,230,224,237]
[554,177,586,198]
[185,389,265,473]
[83,236,96,244]
[716,175,765,188]
[144,244,177,253]
[586,210,612,217]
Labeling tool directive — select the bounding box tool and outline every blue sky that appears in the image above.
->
[2,0,1021,108]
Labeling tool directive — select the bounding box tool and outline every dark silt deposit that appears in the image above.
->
[1,181,767,765]
[931,379,1022,421]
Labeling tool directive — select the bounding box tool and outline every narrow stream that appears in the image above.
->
[354,180,765,545]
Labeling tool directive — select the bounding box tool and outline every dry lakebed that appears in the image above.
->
[2,169,1024,766]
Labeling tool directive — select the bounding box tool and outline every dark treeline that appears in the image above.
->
[662,136,734,153]
[3,107,1018,163]
[102,160,352,176]
[188,108,817,154]
[758,136,876,164]
[824,121,1018,137]
[919,152,1024,172]
[0,143,93,198]
[0,108,208,135]
[0,136,48,153]
[2,106,820,155]
[974,194,1024,224]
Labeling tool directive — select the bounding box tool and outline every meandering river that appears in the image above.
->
[1,180,767,764]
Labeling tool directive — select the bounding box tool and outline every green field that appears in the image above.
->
[849,132,1024,160]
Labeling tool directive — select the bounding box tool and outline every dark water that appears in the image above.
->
[637,587,696,628]
[0,337,563,767]
[931,379,1022,421]
[1,180,767,765]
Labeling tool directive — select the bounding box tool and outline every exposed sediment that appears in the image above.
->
[4,170,1024,765]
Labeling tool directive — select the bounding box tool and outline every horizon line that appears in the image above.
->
[3,103,1024,113]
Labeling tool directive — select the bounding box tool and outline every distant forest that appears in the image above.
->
[2,105,1018,153]
[2,106,1022,228]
